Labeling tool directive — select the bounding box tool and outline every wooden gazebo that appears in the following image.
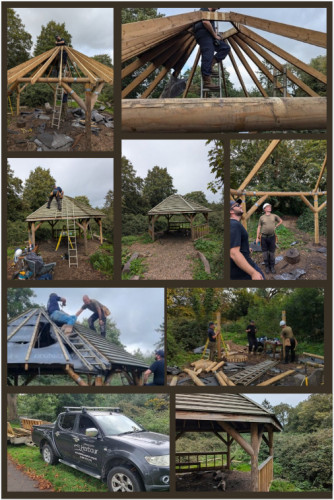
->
[148,194,212,241]
[176,393,282,492]
[7,46,113,148]
[26,195,106,254]
[122,11,326,132]
[230,140,327,244]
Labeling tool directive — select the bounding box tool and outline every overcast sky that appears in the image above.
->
[8,158,113,208]
[122,140,221,203]
[158,7,326,90]
[28,287,164,354]
[13,8,113,61]
[246,393,311,408]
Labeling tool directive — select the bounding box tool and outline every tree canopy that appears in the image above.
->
[34,20,72,56]
[7,8,33,69]
[7,288,38,319]
[23,167,56,212]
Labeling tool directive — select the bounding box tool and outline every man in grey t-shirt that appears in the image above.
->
[256,203,283,274]
[76,295,107,337]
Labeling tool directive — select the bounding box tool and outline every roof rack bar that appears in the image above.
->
[63,406,122,412]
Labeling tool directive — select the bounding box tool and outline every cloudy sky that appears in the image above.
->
[158,7,326,89]
[122,140,222,203]
[8,158,113,208]
[247,393,311,408]
[27,287,164,354]
[13,7,113,61]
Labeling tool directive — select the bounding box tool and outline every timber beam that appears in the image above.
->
[122,98,326,133]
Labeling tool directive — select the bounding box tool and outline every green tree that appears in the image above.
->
[121,156,144,214]
[293,55,326,97]
[283,288,324,340]
[7,162,24,221]
[7,8,33,69]
[73,195,91,207]
[273,403,291,429]
[287,394,332,433]
[23,167,56,212]
[184,191,209,206]
[92,54,113,67]
[34,21,72,56]
[7,288,38,319]
[143,166,176,208]
[103,190,113,241]
[121,8,164,23]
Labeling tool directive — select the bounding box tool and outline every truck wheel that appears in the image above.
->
[42,443,58,465]
[107,466,143,492]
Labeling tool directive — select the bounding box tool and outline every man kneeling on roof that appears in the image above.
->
[76,295,109,338]
[47,184,64,211]
[47,293,77,335]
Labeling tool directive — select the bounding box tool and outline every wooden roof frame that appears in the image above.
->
[230,140,327,244]
[8,46,114,149]
[122,11,326,133]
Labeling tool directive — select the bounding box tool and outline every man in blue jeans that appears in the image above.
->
[47,293,77,334]
[193,8,231,89]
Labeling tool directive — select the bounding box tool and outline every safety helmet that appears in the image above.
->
[14,248,23,263]
[279,320,286,326]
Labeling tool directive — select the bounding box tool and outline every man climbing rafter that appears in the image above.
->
[193,8,230,89]
[76,295,109,337]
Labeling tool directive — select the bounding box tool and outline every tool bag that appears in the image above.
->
[102,305,111,317]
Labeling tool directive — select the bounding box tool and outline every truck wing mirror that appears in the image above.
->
[85,427,99,437]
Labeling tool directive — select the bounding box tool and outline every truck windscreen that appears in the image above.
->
[95,414,144,436]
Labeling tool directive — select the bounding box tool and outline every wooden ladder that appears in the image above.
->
[66,202,78,268]
[51,84,64,129]
[230,360,279,386]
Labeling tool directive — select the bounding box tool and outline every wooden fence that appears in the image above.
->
[258,455,274,492]
[175,451,227,472]
[193,223,210,241]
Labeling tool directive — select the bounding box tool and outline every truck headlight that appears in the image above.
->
[145,455,169,467]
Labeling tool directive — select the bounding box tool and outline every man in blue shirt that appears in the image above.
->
[230,200,265,280]
[47,184,64,211]
[143,350,165,386]
[207,321,218,361]
[193,8,231,88]
[47,293,77,333]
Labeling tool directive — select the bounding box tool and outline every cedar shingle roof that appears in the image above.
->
[25,196,106,222]
[148,194,212,215]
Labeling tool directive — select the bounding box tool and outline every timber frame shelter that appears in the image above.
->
[176,393,282,492]
[122,11,326,133]
[7,46,114,149]
[230,140,327,244]
[25,196,106,255]
[148,194,212,242]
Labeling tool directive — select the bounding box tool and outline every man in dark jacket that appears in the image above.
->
[193,8,230,88]
[143,350,165,385]
[246,320,258,354]
[207,321,218,361]
[47,293,76,334]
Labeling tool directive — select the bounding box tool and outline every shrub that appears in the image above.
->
[297,207,327,236]
[90,251,113,277]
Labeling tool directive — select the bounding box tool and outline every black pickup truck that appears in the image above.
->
[32,406,169,492]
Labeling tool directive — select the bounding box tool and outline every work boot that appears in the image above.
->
[202,74,216,89]
[270,266,276,274]
[211,57,219,73]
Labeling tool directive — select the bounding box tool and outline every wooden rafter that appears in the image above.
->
[229,37,268,97]
[235,24,327,84]
[182,47,201,98]
[238,140,281,190]
[236,32,319,97]
[228,50,249,96]
[313,154,327,192]
[227,11,326,48]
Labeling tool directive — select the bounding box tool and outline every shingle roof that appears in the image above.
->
[148,194,212,215]
[7,308,148,376]
[25,196,106,222]
[176,393,282,432]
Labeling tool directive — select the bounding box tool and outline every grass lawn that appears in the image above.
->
[8,445,108,492]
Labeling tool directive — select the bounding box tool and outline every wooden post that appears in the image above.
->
[282,310,286,359]
[16,85,20,115]
[31,222,36,246]
[227,436,232,469]
[216,311,221,359]
[82,220,88,255]
[85,83,92,151]
[268,427,274,456]
[241,195,247,229]
[98,219,103,244]
[314,193,319,244]
[251,423,259,492]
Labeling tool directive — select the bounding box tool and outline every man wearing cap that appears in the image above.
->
[143,350,165,385]
[256,203,283,274]
[207,321,218,361]
[280,320,297,364]
[245,320,258,355]
[193,8,230,89]
[230,199,265,280]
